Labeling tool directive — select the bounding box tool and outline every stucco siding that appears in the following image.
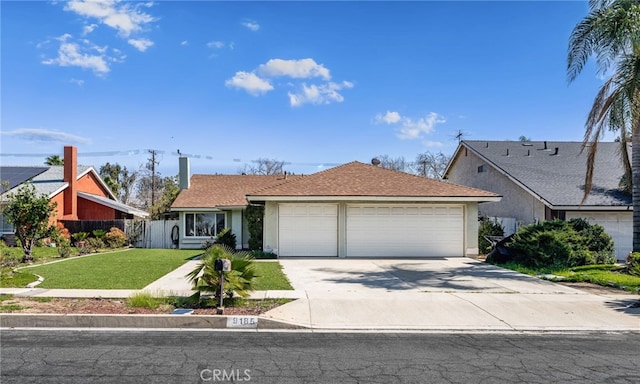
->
[447,150,544,225]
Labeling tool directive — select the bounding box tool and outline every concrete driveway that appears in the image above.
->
[262,257,640,331]
[277,257,579,294]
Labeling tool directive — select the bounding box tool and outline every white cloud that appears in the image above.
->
[1,128,91,144]
[258,58,331,80]
[397,112,446,140]
[207,41,224,49]
[180,40,189,46]
[242,21,260,31]
[374,110,446,140]
[128,38,153,52]
[227,58,352,105]
[375,111,402,124]
[288,81,354,107]
[225,71,274,95]
[42,35,110,75]
[82,23,98,35]
[65,0,155,37]
[422,140,444,148]
[70,78,85,86]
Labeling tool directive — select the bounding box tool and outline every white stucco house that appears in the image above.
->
[444,140,632,260]
[171,158,500,257]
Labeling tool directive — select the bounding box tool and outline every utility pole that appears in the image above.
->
[148,149,157,209]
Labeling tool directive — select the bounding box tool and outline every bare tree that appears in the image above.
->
[414,151,450,179]
[239,158,288,175]
[375,155,411,173]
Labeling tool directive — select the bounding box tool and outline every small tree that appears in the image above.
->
[2,183,57,263]
[186,245,257,305]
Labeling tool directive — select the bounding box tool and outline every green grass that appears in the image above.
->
[252,261,294,290]
[496,262,640,293]
[553,265,640,292]
[22,249,202,289]
[0,270,40,288]
[127,291,162,309]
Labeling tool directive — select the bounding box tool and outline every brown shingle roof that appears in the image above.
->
[247,161,500,198]
[171,174,301,209]
[172,162,499,209]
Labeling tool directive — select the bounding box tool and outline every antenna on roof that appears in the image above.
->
[371,158,381,166]
[451,129,469,143]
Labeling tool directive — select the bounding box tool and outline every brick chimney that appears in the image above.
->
[63,146,78,219]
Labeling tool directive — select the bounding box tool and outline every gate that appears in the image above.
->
[125,220,179,249]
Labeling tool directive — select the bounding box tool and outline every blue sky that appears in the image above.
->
[1,1,608,176]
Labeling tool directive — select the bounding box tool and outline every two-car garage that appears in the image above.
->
[277,203,465,257]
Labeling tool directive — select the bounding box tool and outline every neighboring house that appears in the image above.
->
[444,140,631,260]
[172,158,500,257]
[0,146,148,238]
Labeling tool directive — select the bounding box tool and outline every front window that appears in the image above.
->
[0,214,14,233]
[185,213,226,237]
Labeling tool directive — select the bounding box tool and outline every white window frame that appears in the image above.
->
[184,212,226,238]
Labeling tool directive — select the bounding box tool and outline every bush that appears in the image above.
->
[506,219,615,268]
[250,250,278,259]
[186,244,256,305]
[215,228,237,250]
[85,237,105,252]
[627,252,640,277]
[478,217,504,254]
[92,229,107,239]
[105,227,127,248]
[245,204,264,251]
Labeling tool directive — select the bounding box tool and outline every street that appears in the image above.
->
[1,329,638,383]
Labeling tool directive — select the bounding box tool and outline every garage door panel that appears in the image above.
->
[279,203,337,257]
[347,204,463,257]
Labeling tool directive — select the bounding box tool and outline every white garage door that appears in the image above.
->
[566,211,632,261]
[347,205,464,257]
[279,204,338,257]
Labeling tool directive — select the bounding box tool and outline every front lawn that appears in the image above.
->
[2,249,294,292]
[253,261,294,290]
[17,249,202,289]
[496,262,640,293]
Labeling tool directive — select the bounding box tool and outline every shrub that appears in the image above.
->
[250,250,278,259]
[245,204,264,251]
[627,252,640,277]
[186,244,256,305]
[105,227,127,248]
[478,217,504,254]
[85,237,105,251]
[215,228,237,250]
[506,219,615,268]
[92,229,107,239]
[127,291,161,309]
[72,232,89,246]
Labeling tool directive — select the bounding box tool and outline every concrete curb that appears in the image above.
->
[0,313,307,330]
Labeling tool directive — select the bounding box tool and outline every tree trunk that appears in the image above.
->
[21,238,34,263]
[632,115,640,253]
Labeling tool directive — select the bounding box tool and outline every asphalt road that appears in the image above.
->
[1,330,638,383]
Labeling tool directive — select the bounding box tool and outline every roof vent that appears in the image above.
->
[551,147,559,156]
[526,149,530,156]
[371,158,381,166]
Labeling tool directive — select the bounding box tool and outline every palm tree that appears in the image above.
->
[567,0,640,252]
[44,154,63,166]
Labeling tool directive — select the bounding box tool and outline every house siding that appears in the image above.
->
[446,150,545,225]
[77,197,117,220]
[77,172,110,197]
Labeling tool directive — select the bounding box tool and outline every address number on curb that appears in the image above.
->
[227,316,258,328]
